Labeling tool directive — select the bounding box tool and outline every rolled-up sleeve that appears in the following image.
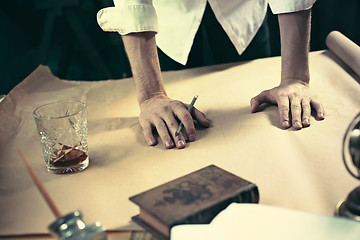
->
[97,0,158,35]
[267,0,317,14]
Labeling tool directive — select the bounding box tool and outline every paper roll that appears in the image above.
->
[326,31,360,76]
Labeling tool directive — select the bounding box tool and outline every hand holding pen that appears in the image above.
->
[175,95,198,137]
[138,94,210,149]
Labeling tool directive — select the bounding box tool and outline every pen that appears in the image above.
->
[175,95,198,137]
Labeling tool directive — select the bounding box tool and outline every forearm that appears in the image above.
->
[278,9,311,84]
[121,32,166,105]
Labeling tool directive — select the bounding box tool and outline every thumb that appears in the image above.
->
[250,90,272,113]
[250,97,260,113]
[193,108,211,127]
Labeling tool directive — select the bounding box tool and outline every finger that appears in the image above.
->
[250,97,261,113]
[250,91,269,113]
[174,107,196,143]
[290,99,302,130]
[174,133,186,149]
[192,107,211,128]
[153,119,175,149]
[163,115,186,149]
[139,120,157,146]
[277,96,291,129]
[311,100,325,120]
[301,99,311,127]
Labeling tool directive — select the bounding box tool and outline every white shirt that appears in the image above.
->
[97,0,316,65]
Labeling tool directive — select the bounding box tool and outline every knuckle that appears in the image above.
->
[179,111,192,122]
[160,105,172,113]
[170,100,183,108]
[291,103,300,109]
[139,117,152,127]
[303,103,311,111]
[277,91,288,99]
[154,120,166,129]
[182,118,194,128]
[279,105,289,112]
[159,133,170,140]
[169,121,179,128]
[290,91,299,98]
[302,98,311,103]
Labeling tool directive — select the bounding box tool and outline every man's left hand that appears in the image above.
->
[250,79,325,129]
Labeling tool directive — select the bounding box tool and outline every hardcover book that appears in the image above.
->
[129,165,259,239]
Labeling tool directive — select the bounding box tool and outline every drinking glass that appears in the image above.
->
[33,101,89,174]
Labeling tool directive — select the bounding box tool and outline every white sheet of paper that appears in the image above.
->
[171,203,360,240]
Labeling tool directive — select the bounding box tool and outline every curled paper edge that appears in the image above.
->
[326,31,360,77]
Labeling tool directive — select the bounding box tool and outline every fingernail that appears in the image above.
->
[294,121,302,128]
[147,138,156,146]
[303,118,310,126]
[282,120,290,128]
[177,139,185,147]
[165,140,173,148]
[188,134,196,142]
[319,112,325,119]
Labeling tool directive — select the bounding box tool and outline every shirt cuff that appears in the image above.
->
[97,0,158,35]
[268,0,317,14]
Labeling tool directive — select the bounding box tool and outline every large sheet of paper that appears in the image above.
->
[1,49,360,235]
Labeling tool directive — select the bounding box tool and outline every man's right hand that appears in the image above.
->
[139,94,210,149]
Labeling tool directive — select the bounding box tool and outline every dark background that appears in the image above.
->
[1,0,359,95]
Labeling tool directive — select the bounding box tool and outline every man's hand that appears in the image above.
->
[250,79,325,129]
[252,9,325,130]
[139,94,210,149]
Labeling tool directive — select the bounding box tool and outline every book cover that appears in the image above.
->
[129,165,259,239]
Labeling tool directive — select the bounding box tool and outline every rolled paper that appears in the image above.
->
[326,31,360,77]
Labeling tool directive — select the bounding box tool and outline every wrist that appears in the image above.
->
[281,70,310,84]
[138,90,167,106]
[280,77,310,87]
[281,59,310,84]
